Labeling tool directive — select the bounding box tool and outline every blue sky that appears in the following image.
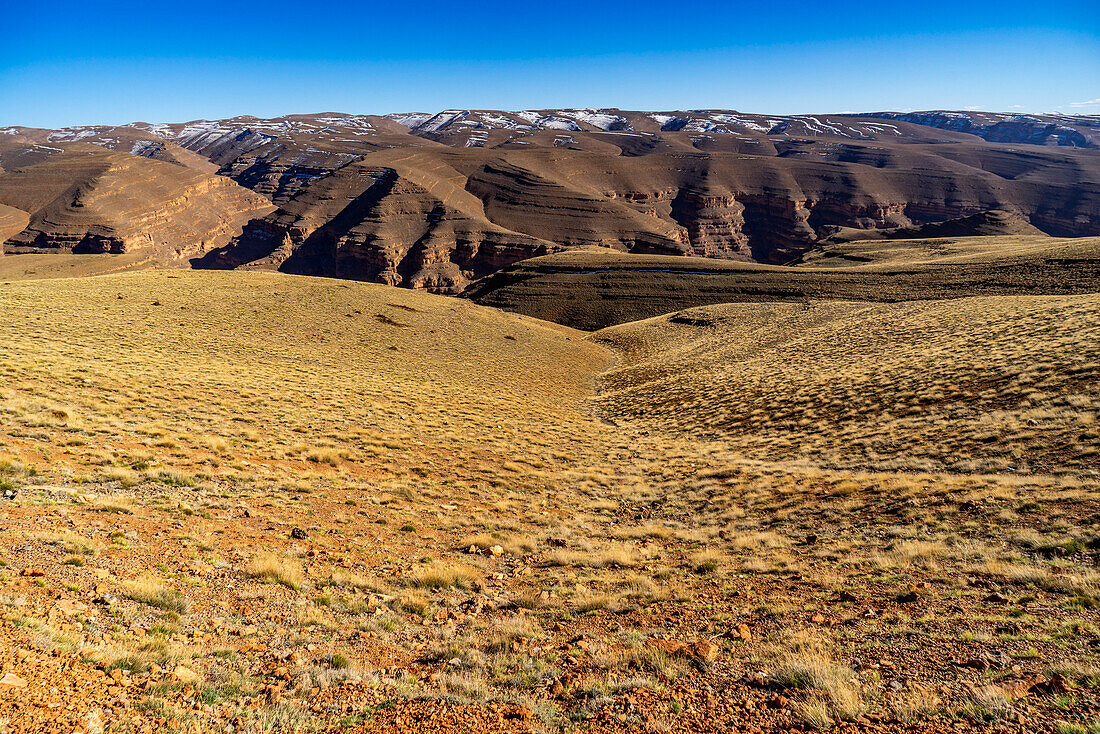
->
[2,0,1097,127]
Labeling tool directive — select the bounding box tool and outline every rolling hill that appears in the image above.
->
[462,234,1100,329]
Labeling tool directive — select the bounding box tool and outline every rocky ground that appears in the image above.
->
[0,271,1097,733]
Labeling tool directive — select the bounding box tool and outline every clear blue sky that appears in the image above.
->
[2,0,1097,127]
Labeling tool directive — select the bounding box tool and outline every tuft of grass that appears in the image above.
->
[691,549,723,574]
[124,577,191,614]
[406,563,483,591]
[248,554,304,590]
[543,544,639,569]
[771,649,863,720]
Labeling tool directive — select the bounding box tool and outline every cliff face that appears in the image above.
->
[0,146,274,261]
[196,159,559,293]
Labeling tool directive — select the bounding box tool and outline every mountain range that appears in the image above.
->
[1,108,1097,291]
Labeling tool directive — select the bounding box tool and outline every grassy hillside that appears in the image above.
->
[463,237,1100,329]
[0,270,610,489]
[594,296,1100,475]
[0,252,157,281]
[0,271,1098,733]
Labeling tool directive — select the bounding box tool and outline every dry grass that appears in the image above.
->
[595,296,1100,475]
[0,270,1097,731]
[248,554,304,590]
[406,563,483,591]
[770,643,863,721]
[543,544,640,569]
[123,577,191,614]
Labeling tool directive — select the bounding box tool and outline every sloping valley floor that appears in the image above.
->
[0,270,1097,733]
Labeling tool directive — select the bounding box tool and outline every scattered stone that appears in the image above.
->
[173,666,199,684]
[984,592,1010,604]
[20,568,45,577]
[548,538,567,548]
[648,638,720,663]
[290,527,310,540]
[487,545,504,558]
[0,673,27,688]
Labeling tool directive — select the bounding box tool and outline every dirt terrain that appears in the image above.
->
[0,265,1097,733]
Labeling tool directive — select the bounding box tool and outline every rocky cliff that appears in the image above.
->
[0,144,274,261]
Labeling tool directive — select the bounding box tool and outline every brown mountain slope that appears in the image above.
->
[194,152,561,291]
[0,144,275,261]
[0,202,28,243]
[194,137,1100,289]
[818,209,1046,243]
[3,109,1099,281]
[462,235,1100,329]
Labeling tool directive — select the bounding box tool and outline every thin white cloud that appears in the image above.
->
[1068,98,1100,107]
[963,105,983,110]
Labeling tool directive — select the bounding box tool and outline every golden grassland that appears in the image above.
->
[594,297,1100,475]
[0,271,1097,733]
[0,252,156,281]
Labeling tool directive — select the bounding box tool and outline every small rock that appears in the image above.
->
[19,569,45,578]
[172,666,199,684]
[290,527,309,540]
[488,545,504,558]
[896,589,919,603]
[737,624,752,642]
[984,592,1010,604]
[548,538,567,548]
[690,640,719,663]
[1035,673,1073,695]
[0,673,27,688]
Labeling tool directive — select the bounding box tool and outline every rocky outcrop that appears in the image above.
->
[0,146,274,261]
[819,209,1046,243]
[196,159,560,293]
